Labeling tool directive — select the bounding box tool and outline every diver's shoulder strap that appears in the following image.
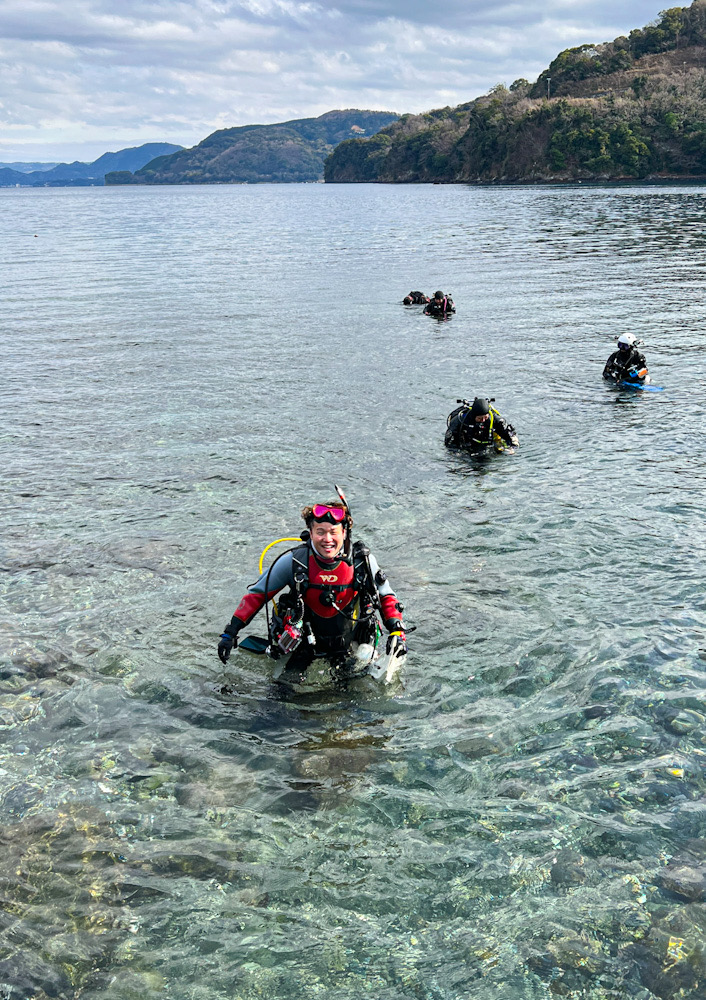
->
[352,539,375,595]
[291,544,310,593]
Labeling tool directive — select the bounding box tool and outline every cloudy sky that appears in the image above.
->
[1,0,667,163]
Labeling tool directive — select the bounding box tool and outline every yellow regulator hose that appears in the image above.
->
[258,538,302,575]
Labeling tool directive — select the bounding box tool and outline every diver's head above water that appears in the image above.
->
[301,500,352,561]
[469,396,491,423]
[617,332,637,353]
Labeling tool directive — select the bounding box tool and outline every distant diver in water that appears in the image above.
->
[445,397,519,453]
[424,291,455,317]
[603,333,649,384]
[217,493,407,688]
[403,291,430,305]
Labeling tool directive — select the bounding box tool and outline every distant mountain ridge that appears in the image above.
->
[0,143,183,187]
[0,162,59,173]
[105,111,399,185]
[325,0,706,184]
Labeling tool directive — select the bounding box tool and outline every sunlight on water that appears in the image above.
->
[1,183,705,999]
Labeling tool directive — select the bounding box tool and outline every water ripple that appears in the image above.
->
[1,183,705,999]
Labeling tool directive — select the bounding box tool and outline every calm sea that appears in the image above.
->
[1,182,705,999]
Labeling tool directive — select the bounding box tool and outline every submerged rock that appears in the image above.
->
[0,954,71,998]
[658,842,706,902]
[549,849,587,887]
[174,781,228,812]
[450,734,502,759]
[668,709,705,735]
[496,779,527,799]
[623,901,706,999]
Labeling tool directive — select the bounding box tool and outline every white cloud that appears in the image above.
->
[0,0,669,162]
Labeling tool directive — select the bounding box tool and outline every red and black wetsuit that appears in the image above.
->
[226,541,403,667]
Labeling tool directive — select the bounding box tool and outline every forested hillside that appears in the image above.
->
[107,111,398,185]
[325,1,706,183]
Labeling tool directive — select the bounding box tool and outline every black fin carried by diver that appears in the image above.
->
[239,635,270,654]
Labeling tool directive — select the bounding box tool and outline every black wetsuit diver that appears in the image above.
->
[425,291,455,317]
[403,291,429,305]
[603,334,648,383]
[445,397,518,452]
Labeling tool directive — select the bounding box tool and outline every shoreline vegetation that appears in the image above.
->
[325,1,706,185]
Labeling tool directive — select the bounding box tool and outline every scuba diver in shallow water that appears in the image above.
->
[217,496,407,687]
[603,334,648,384]
[403,291,429,305]
[445,397,519,453]
[424,291,455,317]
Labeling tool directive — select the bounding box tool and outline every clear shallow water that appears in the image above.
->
[1,182,705,999]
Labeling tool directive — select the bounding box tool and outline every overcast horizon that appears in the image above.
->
[1,0,670,164]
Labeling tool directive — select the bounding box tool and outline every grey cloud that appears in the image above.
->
[0,0,669,161]
[322,0,659,32]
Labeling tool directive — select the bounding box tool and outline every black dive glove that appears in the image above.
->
[385,620,408,656]
[217,617,244,664]
[218,634,236,664]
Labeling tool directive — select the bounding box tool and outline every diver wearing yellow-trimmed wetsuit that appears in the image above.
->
[445,397,518,452]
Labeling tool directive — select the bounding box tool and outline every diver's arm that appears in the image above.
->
[634,351,647,371]
[226,552,296,632]
[493,413,513,444]
[493,413,519,447]
[368,554,405,630]
[623,352,648,378]
[603,351,619,379]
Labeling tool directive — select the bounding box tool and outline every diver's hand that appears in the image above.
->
[218,633,237,664]
[510,435,519,447]
[386,629,408,656]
